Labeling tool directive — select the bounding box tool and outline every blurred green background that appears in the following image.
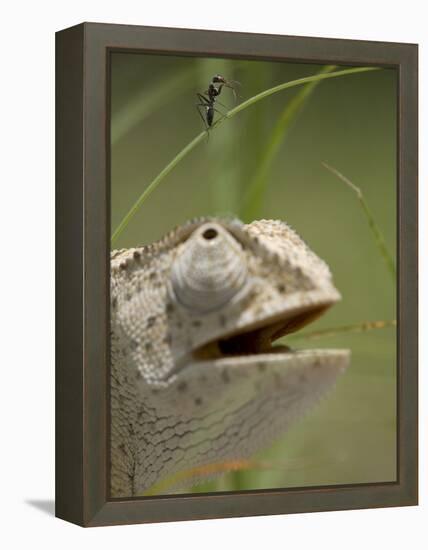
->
[110,53,397,493]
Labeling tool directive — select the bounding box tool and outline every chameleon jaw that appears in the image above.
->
[192,301,333,362]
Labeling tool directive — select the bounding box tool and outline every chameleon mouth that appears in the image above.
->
[193,303,330,361]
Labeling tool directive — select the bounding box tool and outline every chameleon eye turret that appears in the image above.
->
[170,222,248,313]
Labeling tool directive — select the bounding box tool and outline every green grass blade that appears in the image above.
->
[111,66,381,246]
[240,65,337,222]
[322,162,396,279]
[237,62,272,218]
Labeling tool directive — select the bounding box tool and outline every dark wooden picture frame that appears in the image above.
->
[55,22,418,527]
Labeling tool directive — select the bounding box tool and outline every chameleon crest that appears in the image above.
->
[110,218,349,496]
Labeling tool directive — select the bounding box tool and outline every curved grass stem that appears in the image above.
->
[322,162,396,279]
[111,66,381,246]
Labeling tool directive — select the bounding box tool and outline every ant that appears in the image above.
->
[196,74,240,133]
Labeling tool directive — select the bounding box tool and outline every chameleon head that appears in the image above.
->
[110,218,350,494]
[111,218,349,388]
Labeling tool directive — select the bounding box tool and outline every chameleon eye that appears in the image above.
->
[170,223,248,313]
[202,227,218,240]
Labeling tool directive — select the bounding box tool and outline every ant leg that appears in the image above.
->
[195,103,210,141]
[196,104,209,130]
[196,92,210,104]
[196,94,215,140]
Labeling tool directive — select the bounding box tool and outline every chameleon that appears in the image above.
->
[110,217,350,497]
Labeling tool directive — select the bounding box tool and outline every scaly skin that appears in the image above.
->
[110,218,350,497]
